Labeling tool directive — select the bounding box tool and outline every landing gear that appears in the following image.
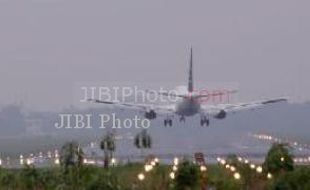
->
[179,115,185,122]
[200,115,209,127]
[164,118,173,127]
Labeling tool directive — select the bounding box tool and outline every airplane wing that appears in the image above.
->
[88,99,175,114]
[201,97,288,117]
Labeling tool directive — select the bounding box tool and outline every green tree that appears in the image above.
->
[263,143,294,176]
[0,170,17,189]
[86,171,122,190]
[174,161,200,190]
[20,164,40,189]
[100,132,116,168]
[271,167,310,190]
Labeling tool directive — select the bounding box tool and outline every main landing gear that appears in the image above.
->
[200,115,209,127]
[164,118,173,127]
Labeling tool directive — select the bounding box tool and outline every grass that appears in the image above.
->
[0,163,309,189]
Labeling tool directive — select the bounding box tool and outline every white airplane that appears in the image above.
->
[89,48,287,127]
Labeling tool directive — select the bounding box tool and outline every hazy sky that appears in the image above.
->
[0,0,309,111]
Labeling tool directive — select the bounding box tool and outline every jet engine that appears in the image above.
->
[214,109,227,119]
[144,110,157,120]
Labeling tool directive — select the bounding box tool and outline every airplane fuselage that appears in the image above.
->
[175,97,201,116]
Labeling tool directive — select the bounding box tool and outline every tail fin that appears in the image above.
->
[188,47,194,92]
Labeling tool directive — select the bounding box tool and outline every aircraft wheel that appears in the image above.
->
[200,119,204,126]
[169,119,173,127]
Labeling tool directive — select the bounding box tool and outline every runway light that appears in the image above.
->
[237,157,243,162]
[281,157,285,162]
[225,164,230,169]
[267,173,272,179]
[173,165,178,171]
[244,159,249,164]
[217,157,221,162]
[200,165,207,172]
[234,172,241,180]
[138,173,145,181]
[256,166,263,173]
[170,172,175,180]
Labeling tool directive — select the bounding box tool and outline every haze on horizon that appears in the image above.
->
[0,0,309,111]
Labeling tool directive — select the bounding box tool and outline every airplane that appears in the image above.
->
[89,48,287,127]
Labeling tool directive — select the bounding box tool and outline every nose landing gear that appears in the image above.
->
[179,115,185,122]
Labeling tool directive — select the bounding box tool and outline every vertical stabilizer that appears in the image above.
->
[188,47,194,92]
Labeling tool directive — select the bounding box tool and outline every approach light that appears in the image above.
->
[144,164,153,172]
[234,172,241,180]
[83,158,88,164]
[26,158,32,165]
[230,166,236,172]
[170,172,175,179]
[173,157,179,165]
[138,173,145,181]
[256,166,263,173]
[151,161,156,166]
[267,173,272,179]
[250,164,256,169]
[55,158,60,165]
[154,158,159,163]
[200,165,207,172]
[111,158,116,165]
[220,160,226,165]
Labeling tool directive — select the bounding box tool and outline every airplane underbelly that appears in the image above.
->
[176,99,200,116]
